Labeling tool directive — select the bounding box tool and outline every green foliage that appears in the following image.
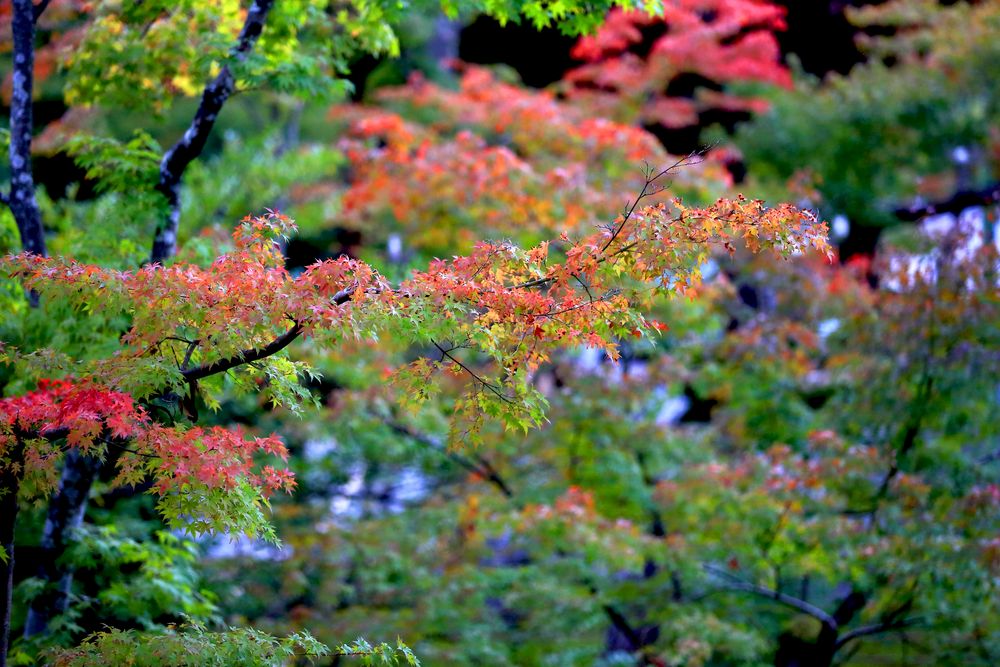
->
[65,132,162,196]
[61,0,656,119]
[44,621,419,666]
[157,480,279,546]
[4,1,998,665]
[335,637,420,666]
[44,623,329,667]
[67,528,218,629]
[733,0,1000,228]
[11,528,218,664]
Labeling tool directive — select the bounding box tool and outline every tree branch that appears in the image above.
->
[895,182,1000,222]
[834,617,922,651]
[601,149,708,253]
[432,341,514,405]
[384,419,514,498]
[32,0,53,21]
[150,0,276,264]
[603,604,645,652]
[181,321,303,383]
[179,283,356,382]
[703,564,838,631]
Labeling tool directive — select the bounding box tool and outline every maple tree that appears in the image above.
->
[1,183,824,663]
[2,1,722,662]
[213,230,996,666]
[733,0,1000,247]
[3,0,994,665]
[0,3,827,657]
[559,0,791,135]
[183,8,997,663]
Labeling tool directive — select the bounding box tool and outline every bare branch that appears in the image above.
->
[895,182,1000,222]
[601,149,708,253]
[180,339,200,372]
[603,604,646,653]
[433,341,514,405]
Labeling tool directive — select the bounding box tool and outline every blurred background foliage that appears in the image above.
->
[1,0,998,665]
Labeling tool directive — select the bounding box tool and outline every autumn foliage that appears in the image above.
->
[0,377,294,530]
[2,0,997,665]
[561,0,791,128]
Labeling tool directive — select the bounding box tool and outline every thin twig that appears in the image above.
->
[384,419,514,498]
[433,341,513,405]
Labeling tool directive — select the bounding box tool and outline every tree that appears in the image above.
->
[184,37,998,665]
[1,180,823,664]
[1,4,829,663]
[1,1,693,660]
[8,1,992,665]
[210,221,996,665]
[559,0,791,147]
[732,0,1000,252]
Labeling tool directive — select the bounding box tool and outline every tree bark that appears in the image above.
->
[16,0,277,639]
[22,450,103,638]
[4,2,45,658]
[150,0,276,264]
[8,0,47,307]
[1,445,24,667]
[774,586,865,667]
[774,624,837,667]
[8,0,45,256]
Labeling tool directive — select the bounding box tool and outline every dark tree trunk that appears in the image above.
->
[774,625,836,667]
[150,0,276,264]
[5,2,48,656]
[22,451,103,638]
[8,0,45,256]
[0,493,18,667]
[8,0,47,304]
[774,587,866,667]
[1,445,24,667]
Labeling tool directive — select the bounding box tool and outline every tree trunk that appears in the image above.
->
[150,0,276,264]
[8,0,47,303]
[427,16,461,64]
[1,446,24,667]
[774,587,865,667]
[22,451,103,638]
[774,624,836,667]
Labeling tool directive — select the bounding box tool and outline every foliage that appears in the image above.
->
[44,622,416,666]
[2,1,997,666]
[46,625,320,666]
[66,528,218,629]
[0,378,294,541]
[559,0,791,129]
[217,234,998,665]
[733,0,1000,228]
